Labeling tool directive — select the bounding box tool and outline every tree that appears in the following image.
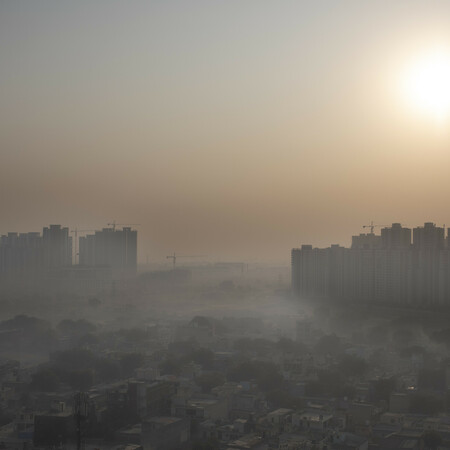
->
[338,354,368,378]
[315,334,341,356]
[57,319,96,337]
[0,411,13,427]
[78,333,99,348]
[54,348,96,371]
[266,389,304,409]
[88,297,101,307]
[276,337,307,354]
[190,348,214,369]
[257,362,283,392]
[227,360,259,382]
[3,315,50,334]
[120,353,144,377]
[306,369,354,398]
[418,368,445,391]
[191,438,220,449]
[227,360,282,392]
[119,327,148,344]
[366,325,388,345]
[372,377,396,404]
[31,368,60,392]
[391,328,414,348]
[410,393,443,415]
[423,430,442,450]
[1,315,56,352]
[95,358,120,381]
[159,359,182,376]
[67,369,94,390]
[233,338,273,356]
[195,372,225,393]
[168,340,197,357]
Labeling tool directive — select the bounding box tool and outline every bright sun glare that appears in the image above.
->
[404,49,450,121]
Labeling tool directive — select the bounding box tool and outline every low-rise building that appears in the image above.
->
[141,416,190,450]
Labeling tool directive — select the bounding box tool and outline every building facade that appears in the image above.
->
[292,223,450,307]
[0,225,71,279]
[79,227,137,272]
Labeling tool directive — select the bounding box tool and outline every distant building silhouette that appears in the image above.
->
[43,224,72,268]
[0,224,138,294]
[79,227,137,272]
[381,223,411,249]
[413,222,444,249]
[351,233,381,250]
[292,222,450,306]
[0,225,71,279]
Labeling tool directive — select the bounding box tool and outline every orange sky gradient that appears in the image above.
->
[1,1,450,263]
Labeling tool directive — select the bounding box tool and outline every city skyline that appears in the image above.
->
[3,3,450,447]
[292,222,450,307]
[2,2,450,263]
[3,220,450,266]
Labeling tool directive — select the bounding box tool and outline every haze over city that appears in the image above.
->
[4,3,450,450]
[2,1,450,262]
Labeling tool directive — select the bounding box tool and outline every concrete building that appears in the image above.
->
[413,222,444,250]
[42,224,72,268]
[351,233,381,250]
[141,416,190,450]
[33,409,74,447]
[0,232,43,278]
[79,227,137,274]
[381,223,411,249]
[0,225,71,279]
[412,223,445,305]
[292,223,450,307]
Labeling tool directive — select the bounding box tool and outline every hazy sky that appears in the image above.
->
[2,1,450,263]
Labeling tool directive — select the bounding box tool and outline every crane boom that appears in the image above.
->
[166,253,207,269]
[107,221,140,231]
[363,221,378,234]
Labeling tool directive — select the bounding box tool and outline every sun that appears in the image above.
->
[403,48,450,121]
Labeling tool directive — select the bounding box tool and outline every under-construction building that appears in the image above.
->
[0,225,71,279]
[292,222,450,307]
[79,227,137,272]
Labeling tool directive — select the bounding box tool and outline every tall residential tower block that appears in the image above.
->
[292,223,450,306]
[79,227,137,272]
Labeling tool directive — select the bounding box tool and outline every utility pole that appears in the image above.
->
[73,392,89,450]
[167,252,176,268]
[166,253,207,269]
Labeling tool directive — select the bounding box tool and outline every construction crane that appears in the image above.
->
[166,253,207,269]
[107,221,140,231]
[70,228,96,264]
[362,221,386,234]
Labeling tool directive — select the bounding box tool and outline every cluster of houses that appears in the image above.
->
[0,312,449,449]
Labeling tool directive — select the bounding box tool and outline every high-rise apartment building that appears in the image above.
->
[0,232,43,277]
[79,227,137,272]
[42,225,72,268]
[413,222,444,250]
[292,223,450,307]
[351,233,381,250]
[411,223,445,305]
[0,225,71,279]
[381,223,411,249]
